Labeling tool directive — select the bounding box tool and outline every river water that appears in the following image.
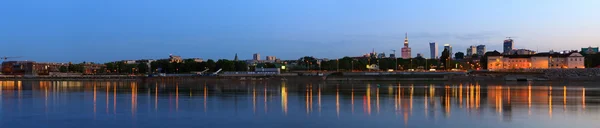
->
[0,80,599,128]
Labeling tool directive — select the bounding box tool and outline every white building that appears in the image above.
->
[487,51,585,70]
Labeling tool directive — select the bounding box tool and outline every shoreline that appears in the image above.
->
[1,74,599,82]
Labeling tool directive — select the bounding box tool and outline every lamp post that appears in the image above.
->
[351,60,354,72]
[336,59,339,72]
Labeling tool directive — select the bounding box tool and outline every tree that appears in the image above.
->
[206,59,216,71]
[440,48,451,69]
[59,66,68,73]
[137,63,149,74]
[455,52,465,60]
[234,61,248,71]
[216,59,235,71]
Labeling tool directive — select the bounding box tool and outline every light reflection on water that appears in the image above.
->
[0,80,599,128]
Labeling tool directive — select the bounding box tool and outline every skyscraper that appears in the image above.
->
[266,56,276,61]
[429,42,438,59]
[476,45,486,56]
[466,45,476,57]
[444,44,452,57]
[401,33,412,59]
[253,53,260,61]
[503,38,514,54]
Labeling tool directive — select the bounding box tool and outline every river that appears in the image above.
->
[0,80,598,128]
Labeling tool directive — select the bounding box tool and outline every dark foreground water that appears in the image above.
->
[0,80,599,128]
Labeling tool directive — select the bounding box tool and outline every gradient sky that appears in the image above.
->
[1,0,599,63]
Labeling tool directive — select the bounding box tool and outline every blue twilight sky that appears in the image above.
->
[1,0,599,63]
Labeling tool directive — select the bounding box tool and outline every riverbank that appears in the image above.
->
[2,69,600,82]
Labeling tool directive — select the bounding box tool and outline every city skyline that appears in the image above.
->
[1,0,599,62]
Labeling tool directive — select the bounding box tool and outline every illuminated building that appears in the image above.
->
[487,51,585,70]
[401,33,412,59]
[503,38,514,54]
[476,45,486,57]
[266,56,277,61]
[581,47,599,54]
[429,42,438,59]
[466,45,477,57]
[444,44,453,57]
[169,54,183,63]
[253,53,260,61]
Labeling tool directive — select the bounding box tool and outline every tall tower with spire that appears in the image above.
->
[404,33,409,47]
[401,33,412,59]
[234,53,239,61]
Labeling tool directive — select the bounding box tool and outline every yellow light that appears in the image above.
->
[281,66,286,70]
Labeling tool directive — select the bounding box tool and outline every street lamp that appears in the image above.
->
[336,59,339,72]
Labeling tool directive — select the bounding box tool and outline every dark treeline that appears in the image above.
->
[294,56,443,71]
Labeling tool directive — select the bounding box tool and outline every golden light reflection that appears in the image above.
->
[264,85,268,113]
[305,85,309,115]
[459,84,463,108]
[410,85,413,113]
[376,87,380,114]
[351,87,354,114]
[155,85,158,111]
[549,86,553,118]
[281,84,288,115]
[563,86,567,112]
[93,84,97,115]
[131,82,137,116]
[424,86,428,118]
[176,82,179,112]
[204,84,208,112]
[582,88,586,109]
[113,84,116,114]
[318,85,321,114]
[106,83,110,114]
[366,84,371,115]
[253,86,256,114]
[528,85,532,115]
[336,87,340,118]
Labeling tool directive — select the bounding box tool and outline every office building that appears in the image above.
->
[401,33,412,59]
[416,53,423,58]
[266,56,277,61]
[377,53,386,58]
[582,47,599,54]
[466,45,477,57]
[429,42,438,59]
[508,49,536,55]
[503,38,514,54]
[253,53,260,61]
[476,45,486,56]
[444,44,453,57]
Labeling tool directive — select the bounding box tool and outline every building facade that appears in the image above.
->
[582,47,599,54]
[1,61,36,75]
[503,39,514,54]
[466,45,477,57]
[429,42,438,59]
[476,45,486,56]
[401,33,411,59]
[266,56,276,61]
[169,54,183,63]
[253,53,260,61]
[444,44,453,57]
[508,49,536,55]
[487,51,585,70]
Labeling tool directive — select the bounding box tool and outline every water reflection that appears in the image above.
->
[0,80,598,128]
